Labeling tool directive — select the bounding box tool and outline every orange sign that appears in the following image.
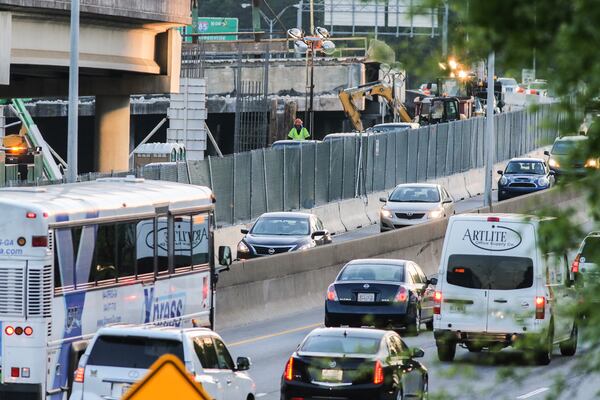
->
[122,354,212,400]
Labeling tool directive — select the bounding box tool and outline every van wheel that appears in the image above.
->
[533,326,554,365]
[559,322,578,356]
[436,340,456,362]
[467,344,483,353]
[425,318,434,331]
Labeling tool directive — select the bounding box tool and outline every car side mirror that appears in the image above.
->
[379,197,388,203]
[497,170,504,175]
[544,150,550,156]
[311,230,327,239]
[443,199,453,204]
[549,170,556,176]
[427,277,438,286]
[240,228,249,235]
[410,348,425,358]
[218,246,232,268]
[236,356,251,371]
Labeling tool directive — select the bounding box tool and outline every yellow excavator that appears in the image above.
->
[339,81,412,132]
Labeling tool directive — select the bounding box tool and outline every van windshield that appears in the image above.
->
[87,336,185,369]
[582,237,600,263]
[447,254,533,290]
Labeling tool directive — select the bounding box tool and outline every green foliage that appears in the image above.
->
[367,39,396,65]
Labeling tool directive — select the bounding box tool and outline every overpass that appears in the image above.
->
[0,0,189,171]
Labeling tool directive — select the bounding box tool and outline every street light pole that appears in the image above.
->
[309,44,315,136]
[67,0,79,183]
[484,52,495,209]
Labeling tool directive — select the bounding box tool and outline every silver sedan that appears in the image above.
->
[379,183,455,232]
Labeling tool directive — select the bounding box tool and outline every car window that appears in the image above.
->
[412,263,427,283]
[87,335,184,369]
[193,336,220,369]
[408,264,422,284]
[301,336,381,354]
[505,161,545,175]
[316,218,324,231]
[214,338,235,370]
[387,336,399,358]
[551,139,585,155]
[447,254,533,290]
[446,101,458,118]
[339,263,404,282]
[251,217,310,236]
[581,237,600,263]
[389,187,440,203]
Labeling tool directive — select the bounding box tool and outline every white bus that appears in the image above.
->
[0,177,232,400]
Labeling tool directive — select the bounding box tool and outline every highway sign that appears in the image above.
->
[184,17,239,42]
[122,354,212,400]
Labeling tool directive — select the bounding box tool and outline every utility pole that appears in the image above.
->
[442,0,449,57]
[67,0,79,183]
[297,0,303,32]
[484,52,495,209]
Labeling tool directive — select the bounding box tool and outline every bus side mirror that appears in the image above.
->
[218,246,232,268]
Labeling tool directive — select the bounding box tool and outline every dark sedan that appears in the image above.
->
[236,212,332,259]
[281,327,428,400]
[324,259,436,335]
[497,158,554,201]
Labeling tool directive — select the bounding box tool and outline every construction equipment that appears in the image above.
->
[339,81,412,132]
[414,96,472,126]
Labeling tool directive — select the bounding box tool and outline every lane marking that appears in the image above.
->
[516,387,549,399]
[228,322,322,347]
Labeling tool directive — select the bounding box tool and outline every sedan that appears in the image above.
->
[379,183,454,232]
[281,327,428,400]
[236,212,332,259]
[497,158,554,201]
[324,259,436,335]
[545,135,597,178]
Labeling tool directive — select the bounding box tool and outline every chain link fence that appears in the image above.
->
[184,105,561,226]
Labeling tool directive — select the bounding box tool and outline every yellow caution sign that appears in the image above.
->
[122,354,212,400]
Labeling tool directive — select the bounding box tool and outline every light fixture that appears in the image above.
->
[287,28,304,40]
[315,26,330,39]
[321,40,336,55]
[294,40,309,54]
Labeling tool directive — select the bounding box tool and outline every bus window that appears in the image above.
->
[116,222,136,279]
[191,214,210,267]
[91,224,117,284]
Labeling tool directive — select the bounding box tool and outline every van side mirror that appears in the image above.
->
[427,277,438,286]
[218,246,232,268]
[236,356,251,371]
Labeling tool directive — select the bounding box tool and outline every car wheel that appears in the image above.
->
[407,307,421,336]
[436,340,456,362]
[395,386,404,400]
[559,322,578,356]
[533,325,554,365]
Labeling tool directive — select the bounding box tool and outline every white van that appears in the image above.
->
[433,214,578,365]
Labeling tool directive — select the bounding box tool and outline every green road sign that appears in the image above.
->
[183,17,239,42]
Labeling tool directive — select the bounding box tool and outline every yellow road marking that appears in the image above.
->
[228,322,322,347]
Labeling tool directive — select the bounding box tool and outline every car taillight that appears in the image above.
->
[530,89,537,95]
[373,360,384,385]
[32,236,48,247]
[284,357,294,381]
[394,287,408,302]
[535,296,546,319]
[434,290,442,315]
[572,254,580,273]
[74,367,85,383]
[326,284,338,301]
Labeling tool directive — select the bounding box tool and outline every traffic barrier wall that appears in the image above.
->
[338,197,370,231]
[215,188,582,329]
[311,202,345,235]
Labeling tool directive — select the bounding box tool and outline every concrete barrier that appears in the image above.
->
[215,224,246,260]
[338,197,371,231]
[311,202,346,234]
[365,191,387,225]
[215,187,581,329]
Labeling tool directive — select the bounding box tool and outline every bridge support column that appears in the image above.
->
[95,95,130,172]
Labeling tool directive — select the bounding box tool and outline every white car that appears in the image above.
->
[379,183,455,232]
[497,77,519,93]
[433,214,578,365]
[368,122,420,133]
[69,325,255,400]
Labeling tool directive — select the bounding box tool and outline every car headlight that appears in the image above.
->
[548,158,560,168]
[380,209,393,218]
[237,241,249,253]
[585,158,599,168]
[297,243,315,251]
[429,210,444,219]
[538,177,550,187]
[499,176,508,186]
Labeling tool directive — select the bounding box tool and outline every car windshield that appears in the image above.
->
[339,264,405,282]
[551,139,584,155]
[87,336,184,369]
[251,217,310,236]
[582,237,600,263]
[389,187,440,203]
[505,161,545,175]
[301,336,381,354]
[373,125,411,132]
[500,78,518,86]
[446,254,533,290]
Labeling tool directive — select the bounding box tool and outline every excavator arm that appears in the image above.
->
[338,81,412,132]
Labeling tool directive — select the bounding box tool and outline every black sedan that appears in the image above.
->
[236,212,332,260]
[324,259,436,335]
[497,158,555,201]
[281,327,428,400]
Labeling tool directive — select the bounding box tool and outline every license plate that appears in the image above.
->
[357,293,375,302]
[121,384,131,396]
[450,304,466,313]
[322,369,343,382]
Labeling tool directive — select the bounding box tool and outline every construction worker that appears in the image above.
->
[288,118,310,141]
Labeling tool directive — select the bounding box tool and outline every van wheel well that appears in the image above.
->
[247,395,255,400]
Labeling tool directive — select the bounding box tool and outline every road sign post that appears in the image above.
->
[122,354,212,400]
